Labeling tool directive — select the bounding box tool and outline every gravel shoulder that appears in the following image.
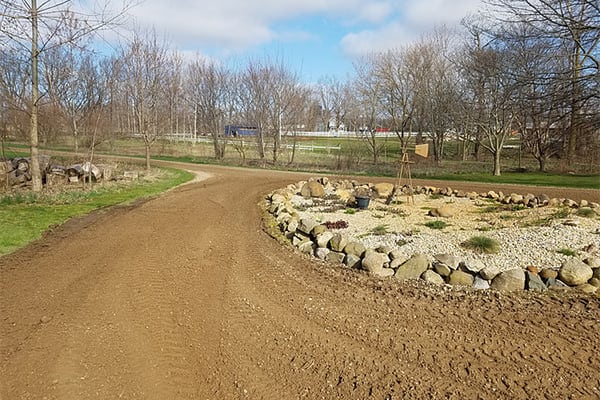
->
[1,164,599,399]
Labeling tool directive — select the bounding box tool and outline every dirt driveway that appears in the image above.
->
[1,164,599,399]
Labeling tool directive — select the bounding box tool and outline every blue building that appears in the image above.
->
[224,125,258,137]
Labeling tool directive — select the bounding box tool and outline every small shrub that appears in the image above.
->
[576,207,595,218]
[480,203,526,213]
[388,207,407,217]
[371,224,389,235]
[552,207,571,219]
[557,248,577,256]
[345,208,356,215]
[429,193,443,200]
[480,204,500,213]
[424,220,449,230]
[499,214,519,220]
[396,239,409,246]
[461,236,499,254]
[323,220,349,230]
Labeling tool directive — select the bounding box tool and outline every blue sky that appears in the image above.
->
[122,0,485,83]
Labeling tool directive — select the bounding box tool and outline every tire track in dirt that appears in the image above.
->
[1,164,599,399]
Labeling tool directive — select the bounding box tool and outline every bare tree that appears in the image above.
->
[0,48,30,150]
[43,43,104,155]
[185,57,231,159]
[373,49,414,150]
[119,31,172,170]
[317,77,352,133]
[484,0,599,166]
[351,54,385,164]
[0,0,136,191]
[239,58,302,163]
[406,29,461,166]
[467,44,516,175]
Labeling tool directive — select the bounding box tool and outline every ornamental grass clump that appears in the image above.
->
[424,220,449,230]
[461,235,500,254]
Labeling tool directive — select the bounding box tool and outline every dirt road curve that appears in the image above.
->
[2,164,599,399]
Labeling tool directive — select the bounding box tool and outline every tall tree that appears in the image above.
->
[373,49,414,150]
[185,58,231,159]
[352,54,385,164]
[0,0,136,190]
[484,0,599,166]
[406,29,461,166]
[119,31,172,170]
[239,58,302,163]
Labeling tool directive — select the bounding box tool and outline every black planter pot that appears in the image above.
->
[355,196,370,210]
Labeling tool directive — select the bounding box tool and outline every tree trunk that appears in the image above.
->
[29,0,43,192]
[538,156,546,172]
[493,150,501,176]
[145,142,151,170]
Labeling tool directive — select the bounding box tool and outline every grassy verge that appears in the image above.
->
[411,171,599,189]
[0,167,194,256]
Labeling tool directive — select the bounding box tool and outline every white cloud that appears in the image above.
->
[340,23,417,56]
[123,0,396,51]
[403,0,484,26]
[340,0,484,56]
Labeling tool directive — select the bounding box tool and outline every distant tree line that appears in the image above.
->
[0,0,597,190]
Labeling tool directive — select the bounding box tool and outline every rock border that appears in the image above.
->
[265,177,600,295]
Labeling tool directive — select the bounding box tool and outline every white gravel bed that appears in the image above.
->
[296,194,600,272]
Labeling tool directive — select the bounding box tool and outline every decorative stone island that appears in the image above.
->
[264,177,600,295]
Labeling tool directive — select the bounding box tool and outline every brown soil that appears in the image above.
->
[1,163,599,400]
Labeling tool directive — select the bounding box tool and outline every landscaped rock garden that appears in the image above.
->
[265,177,600,295]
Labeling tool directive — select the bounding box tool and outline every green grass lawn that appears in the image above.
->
[412,171,600,189]
[0,167,194,256]
[5,139,599,190]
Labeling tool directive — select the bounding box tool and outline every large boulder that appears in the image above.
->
[343,241,367,258]
[434,263,452,278]
[315,231,334,248]
[479,265,501,281]
[434,254,461,270]
[584,257,600,269]
[394,254,430,281]
[448,270,474,286]
[559,259,593,286]
[428,205,455,218]
[526,271,547,292]
[329,233,349,252]
[336,189,353,204]
[325,251,346,264]
[462,259,485,274]
[298,217,317,235]
[491,269,526,291]
[373,182,395,198]
[361,250,389,274]
[344,254,362,269]
[298,241,315,254]
[314,247,330,260]
[421,270,445,285]
[300,181,325,198]
[472,276,490,290]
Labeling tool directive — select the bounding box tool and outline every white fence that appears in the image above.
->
[157,133,342,152]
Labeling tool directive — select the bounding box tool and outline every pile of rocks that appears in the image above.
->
[265,177,600,295]
[1,155,113,188]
